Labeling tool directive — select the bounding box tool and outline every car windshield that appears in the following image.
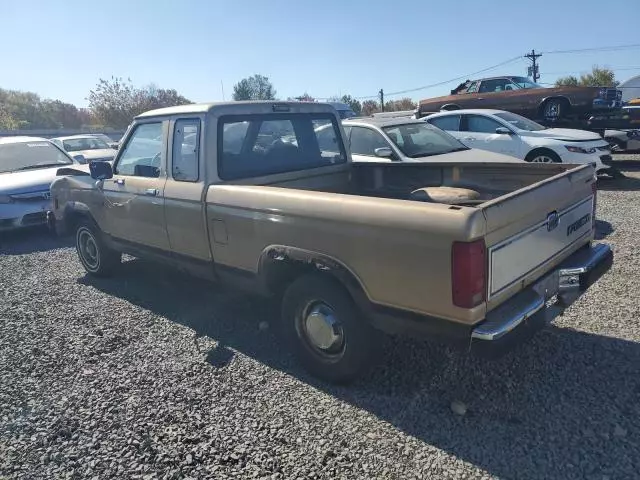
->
[509,77,542,89]
[382,123,468,158]
[494,112,547,131]
[62,137,110,152]
[0,141,73,173]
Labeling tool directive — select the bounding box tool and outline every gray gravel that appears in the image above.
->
[1,167,639,480]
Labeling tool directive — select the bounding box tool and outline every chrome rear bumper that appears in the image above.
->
[471,243,613,352]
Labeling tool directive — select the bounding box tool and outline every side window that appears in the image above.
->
[464,115,503,134]
[478,79,510,93]
[115,122,163,177]
[429,115,461,132]
[172,119,200,182]
[349,127,389,156]
[466,81,479,94]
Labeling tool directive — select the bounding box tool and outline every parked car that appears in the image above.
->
[333,117,524,164]
[0,136,79,231]
[86,133,119,149]
[50,135,117,163]
[327,102,357,119]
[416,76,623,122]
[605,128,640,151]
[424,109,614,173]
[49,101,612,383]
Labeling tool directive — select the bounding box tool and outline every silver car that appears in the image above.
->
[0,136,79,231]
[50,134,117,163]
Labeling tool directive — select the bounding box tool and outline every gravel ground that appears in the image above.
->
[1,165,639,480]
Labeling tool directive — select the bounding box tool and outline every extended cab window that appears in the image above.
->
[115,122,163,177]
[219,114,346,180]
[172,119,200,182]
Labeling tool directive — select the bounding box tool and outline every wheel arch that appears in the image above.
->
[258,245,371,307]
[525,147,562,163]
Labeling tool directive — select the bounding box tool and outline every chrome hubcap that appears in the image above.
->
[531,155,554,163]
[78,230,99,269]
[302,302,344,352]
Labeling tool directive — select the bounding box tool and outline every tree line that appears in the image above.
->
[0,66,621,131]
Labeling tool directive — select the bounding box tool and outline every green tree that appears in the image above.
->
[361,100,380,116]
[555,66,618,88]
[384,97,416,112]
[290,92,315,102]
[232,74,276,101]
[579,66,618,87]
[0,106,18,130]
[555,76,579,87]
[340,95,362,115]
[88,77,192,129]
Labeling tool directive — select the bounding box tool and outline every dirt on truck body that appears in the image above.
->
[48,101,613,382]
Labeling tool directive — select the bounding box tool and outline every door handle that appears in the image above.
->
[114,178,125,185]
[463,137,477,141]
[144,188,158,196]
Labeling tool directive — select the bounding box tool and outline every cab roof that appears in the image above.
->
[136,101,340,119]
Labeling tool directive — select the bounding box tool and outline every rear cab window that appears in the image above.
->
[218,113,346,180]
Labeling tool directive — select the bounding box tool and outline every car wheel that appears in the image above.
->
[281,273,380,384]
[525,149,562,164]
[542,98,569,120]
[75,219,121,277]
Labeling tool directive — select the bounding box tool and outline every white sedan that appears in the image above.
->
[424,109,613,172]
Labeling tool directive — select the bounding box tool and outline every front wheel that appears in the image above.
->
[75,219,121,277]
[525,149,562,164]
[281,273,380,383]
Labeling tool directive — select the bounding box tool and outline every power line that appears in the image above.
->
[353,55,524,100]
[541,66,640,75]
[543,43,640,55]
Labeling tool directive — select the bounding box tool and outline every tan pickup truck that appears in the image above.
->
[48,101,613,383]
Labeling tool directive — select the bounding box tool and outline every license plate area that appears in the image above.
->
[533,269,559,304]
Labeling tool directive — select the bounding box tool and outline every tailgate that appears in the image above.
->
[482,164,596,307]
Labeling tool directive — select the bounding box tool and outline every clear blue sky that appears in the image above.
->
[2,0,639,107]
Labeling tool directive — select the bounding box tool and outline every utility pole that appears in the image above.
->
[524,49,542,82]
[379,89,385,112]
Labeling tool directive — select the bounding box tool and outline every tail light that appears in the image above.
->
[452,239,486,308]
[591,178,597,230]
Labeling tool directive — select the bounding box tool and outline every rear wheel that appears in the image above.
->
[75,219,121,277]
[525,149,562,164]
[281,273,380,383]
[542,98,569,120]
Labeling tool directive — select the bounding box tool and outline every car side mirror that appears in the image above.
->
[89,161,113,180]
[495,127,512,135]
[374,147,394,158]
[73,154,87,164]
[110,142,119,150]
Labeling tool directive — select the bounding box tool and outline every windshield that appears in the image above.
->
[0,141,73,173]
[382,123,468,158]
[494,112,547,131]
[62,137,111,152]
[509,77,542,89]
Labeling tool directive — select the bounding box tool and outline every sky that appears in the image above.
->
[2,0,640,108]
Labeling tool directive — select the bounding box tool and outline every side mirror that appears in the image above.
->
[110,142,120,150]
[73,154,87,164]
[495,127,512,135]
[89,161,113,180]
[374,147,394,158]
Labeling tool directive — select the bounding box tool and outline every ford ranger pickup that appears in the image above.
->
[47,101,613,383]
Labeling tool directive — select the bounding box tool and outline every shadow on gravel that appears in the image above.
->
[80,259,640,480]
[0,226,72,255]
[595,219,614,240]
[598,174,640,191]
